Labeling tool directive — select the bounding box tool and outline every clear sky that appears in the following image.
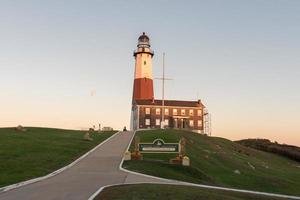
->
[1,0,300,145]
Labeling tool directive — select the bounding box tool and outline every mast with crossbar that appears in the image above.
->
[155,53,172,129]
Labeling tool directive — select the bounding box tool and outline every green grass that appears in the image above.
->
[123,129,300,196]
[96,184,290,200]
[0,127,116,187]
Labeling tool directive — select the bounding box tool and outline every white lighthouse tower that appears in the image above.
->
[131,32,155,130]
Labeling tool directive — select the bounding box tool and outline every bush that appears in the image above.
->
[236,139,300,162]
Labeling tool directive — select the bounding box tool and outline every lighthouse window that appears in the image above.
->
[144,61,146,65]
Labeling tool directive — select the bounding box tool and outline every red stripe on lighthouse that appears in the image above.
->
[133,78,154,100]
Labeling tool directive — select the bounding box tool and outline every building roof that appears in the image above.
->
[134,99,205,108]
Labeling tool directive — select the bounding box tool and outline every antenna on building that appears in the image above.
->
[204,109,212,136]
[155,53,173,129]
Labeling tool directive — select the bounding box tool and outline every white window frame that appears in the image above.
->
[197,109,202,116]
[164,108,169,115]
[145,119,150,126]
[165,119,169,126]
[189,109,194,116]
[189,120,194,127]
[145,107,150,115]
[181,109,186,115]
[198,120,202,126]
[156,119,160,126]
[155,108,161,115]
[173,109,177,115]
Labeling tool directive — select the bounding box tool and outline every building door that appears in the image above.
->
[183,119,187,129]
[179,119,183,129]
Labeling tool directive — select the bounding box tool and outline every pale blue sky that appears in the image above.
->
[0,0,300,145]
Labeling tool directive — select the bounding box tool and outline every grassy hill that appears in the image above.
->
[123,129,300,196]
[0,127,116,188]
[96,184,289,200]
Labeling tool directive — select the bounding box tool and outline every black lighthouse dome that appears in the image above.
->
[138,32,150,43]
[137,32,151,48]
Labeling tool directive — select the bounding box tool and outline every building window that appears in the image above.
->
[145,119,150,126]
[156,108,161,115]
[173,109,177,115]
[144,61,146,65]
[156,119,160,126]
[198,120,202,126]
[181,109,186,115]
[145,108,150,115]
[189,109,194,116]
[189,120,194,127]
[197,109,202,116]
[165,119,169,126]
[164,108,169,115]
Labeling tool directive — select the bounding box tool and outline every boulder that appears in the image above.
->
[15,125,26,132]
[83,132,93,141]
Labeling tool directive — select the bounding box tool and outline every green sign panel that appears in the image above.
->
[139,139,179,153]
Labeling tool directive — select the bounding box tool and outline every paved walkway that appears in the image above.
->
[0,131,166,200]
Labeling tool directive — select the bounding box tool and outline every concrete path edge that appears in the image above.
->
[0,131,121,194]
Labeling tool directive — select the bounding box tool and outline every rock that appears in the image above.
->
[234,169,241,174]
[83,132,93,141]
[203,149,211,154]
[15,125,26,132]
[89,128,94,132]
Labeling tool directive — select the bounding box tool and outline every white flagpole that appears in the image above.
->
[161,53,165,129]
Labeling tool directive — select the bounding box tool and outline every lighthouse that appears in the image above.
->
[132,32,154,101]
[130,32,209,134]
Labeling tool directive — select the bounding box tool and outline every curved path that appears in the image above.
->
[0,131,167,200]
